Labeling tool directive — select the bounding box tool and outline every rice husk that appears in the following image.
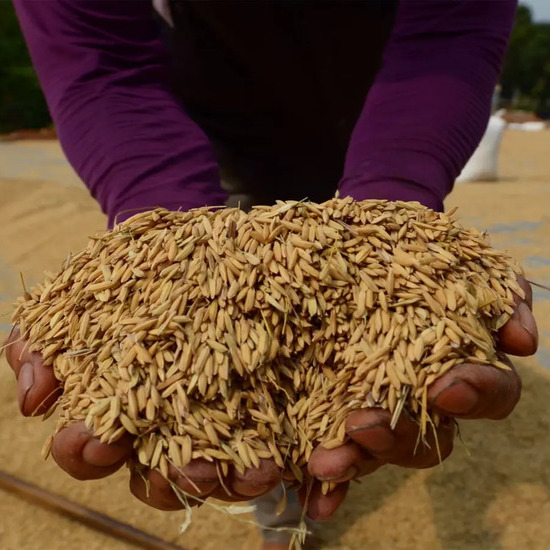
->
[12,198,523,479]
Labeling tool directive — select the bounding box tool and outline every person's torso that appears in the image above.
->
[169,2,396,149]
[165,1,398,199]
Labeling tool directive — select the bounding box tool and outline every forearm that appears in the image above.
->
[340,0,517,210]
[14,0,226,226]
[52,85,226,227]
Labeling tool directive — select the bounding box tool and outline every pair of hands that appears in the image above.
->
[5,277,537,521]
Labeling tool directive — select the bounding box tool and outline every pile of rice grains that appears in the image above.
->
[13,197,522,507]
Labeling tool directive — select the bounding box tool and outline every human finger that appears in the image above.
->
[228,459,282,498]
[429,358,521,420]
[51,422,133,480]
[129,459,221,511]
[307,440,380,482]
[497,287,538,356]
[346,408,455,468]
[298,479,349,521]
[4,328,61,416]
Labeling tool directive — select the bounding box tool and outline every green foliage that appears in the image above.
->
[500,5,550,112]
[0,2,52,133]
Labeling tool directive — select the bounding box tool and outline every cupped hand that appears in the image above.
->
[4,277,538,517]
[302,276,538,521]
[4,329,282,510]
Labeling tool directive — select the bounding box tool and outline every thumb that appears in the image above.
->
[498,275,537,356]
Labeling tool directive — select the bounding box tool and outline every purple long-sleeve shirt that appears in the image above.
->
[14,0,516,226]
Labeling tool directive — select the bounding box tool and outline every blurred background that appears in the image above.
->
[0,2,51,136]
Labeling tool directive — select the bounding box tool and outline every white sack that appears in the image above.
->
[456,115,506,183]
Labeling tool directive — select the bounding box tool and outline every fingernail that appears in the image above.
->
[231,482,271,498]
[517,302,538,343]
[82,438,128,468]
[347,423,396,453]
[18,362,34,410]
[433,380,479,415]
[182,476,219,485]
[317,465,358,483]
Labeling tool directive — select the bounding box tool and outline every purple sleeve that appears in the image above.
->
[14,0,227,227]
[339,0,517,211]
